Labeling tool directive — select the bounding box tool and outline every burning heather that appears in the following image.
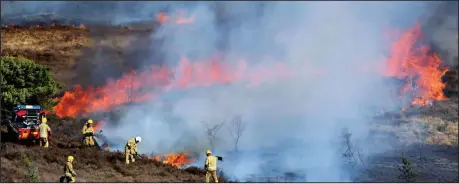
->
[150,152,195,168]
[383,23,449,106]
[5,1,455,182]
[53,58,297,118]
[53,23,449,118]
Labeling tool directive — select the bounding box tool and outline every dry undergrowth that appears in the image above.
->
[1,26,154,88]
[1,27,92,84]
[418,116,458,146]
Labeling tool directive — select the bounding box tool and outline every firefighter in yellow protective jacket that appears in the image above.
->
[64,156,77,183]
[82,119,95,147]
[38,118,51,148]
[205,149,218,183]
[125,136,141,164]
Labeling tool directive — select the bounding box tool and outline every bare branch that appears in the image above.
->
[229,115,246,151]
[204,120,225,150]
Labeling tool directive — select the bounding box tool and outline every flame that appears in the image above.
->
[156,13,168,24]
[175,16,195,24]
[53,57,297,118]
[150,152,195,167]
[156,11,195,25]
[79,24,86,29]
[383,22,448,106]
[52,22,449,118]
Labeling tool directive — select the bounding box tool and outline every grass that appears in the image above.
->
[1,27,91,85]
[420,116,458,146]
[0,26,154,87]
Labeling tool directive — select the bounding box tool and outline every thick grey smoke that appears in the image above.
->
[3,1,444,181]
[98,1,436,182]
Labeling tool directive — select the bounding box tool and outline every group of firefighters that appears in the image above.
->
[37,118,220,183]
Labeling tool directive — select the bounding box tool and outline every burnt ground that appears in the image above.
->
[0,115,219,182]
[1,24,458,182]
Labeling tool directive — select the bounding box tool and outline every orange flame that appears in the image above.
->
[53,22,449,118]
[156,13,168,24]
[383,22,448,105]
[150,152,195,167]
[156,11,195,25]
[53,57,296,118]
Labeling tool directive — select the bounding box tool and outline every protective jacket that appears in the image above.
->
[205,155,218,171]
[65,161,76,176]
[82,124,94,135]
[38,122,51,138]
[125,138,137,154]
[82,123,95,146]
[124,138,138,164]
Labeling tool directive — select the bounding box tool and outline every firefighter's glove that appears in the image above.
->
[217,156,223,161]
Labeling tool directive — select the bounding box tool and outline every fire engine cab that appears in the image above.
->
[6,105,46,142]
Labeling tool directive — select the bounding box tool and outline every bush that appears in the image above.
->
[1,56,63,111]
[21,153,40,182]
[397,156,417,182]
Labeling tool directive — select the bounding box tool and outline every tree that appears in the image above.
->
[229,115,246,152]
[1,56,63,111]
[203,120,225,150]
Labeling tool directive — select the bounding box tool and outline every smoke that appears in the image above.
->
[3,1,443,182]
[95,1,436,182]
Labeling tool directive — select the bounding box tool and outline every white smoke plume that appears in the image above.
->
[99,1,435,182]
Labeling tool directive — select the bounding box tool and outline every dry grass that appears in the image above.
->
[1,26,157,89]
[1,27,92,85]
[418,116,458,146]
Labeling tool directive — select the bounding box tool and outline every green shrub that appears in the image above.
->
[21,153,40,182]
[397,156,417,182]
[1,56,63,111]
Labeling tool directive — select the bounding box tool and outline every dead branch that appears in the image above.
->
[203,120,225,150]
[229,115,246,151]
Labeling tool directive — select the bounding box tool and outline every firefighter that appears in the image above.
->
[125,136,141,164]
[38,117,51,148]
[82,119,95,147]
[64,156,77,183]
[205,149,218,183]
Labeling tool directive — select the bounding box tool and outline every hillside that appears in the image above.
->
[1,19,458,182]
[0,25,221,183]
[0,114,213,182]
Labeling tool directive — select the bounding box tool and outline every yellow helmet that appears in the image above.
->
[42,118,47,123]
[87,119,93,124]
[68,156,74,162]
[206,149,212,155]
